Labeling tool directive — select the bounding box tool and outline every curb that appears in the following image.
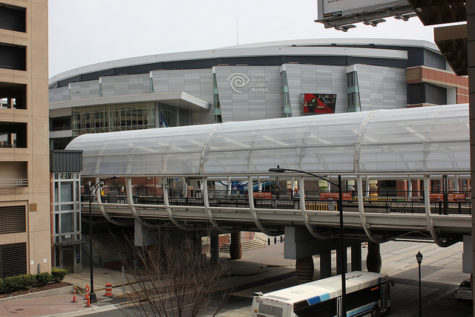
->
[47,303,122,317]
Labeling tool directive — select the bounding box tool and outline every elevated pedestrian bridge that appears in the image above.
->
[67,104,471,245]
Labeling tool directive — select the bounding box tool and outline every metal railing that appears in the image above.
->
[91,188,472,215]
[0,178,28,187]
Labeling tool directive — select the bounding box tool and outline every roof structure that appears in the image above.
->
[49,38,438,86]
[66,104,469,177]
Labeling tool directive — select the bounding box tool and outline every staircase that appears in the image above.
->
[219,232,272,253]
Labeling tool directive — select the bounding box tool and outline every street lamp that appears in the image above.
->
[416,251,423,317]
[268,166,346,316]
[88,176,118,303]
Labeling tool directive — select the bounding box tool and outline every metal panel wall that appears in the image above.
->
[49,86,70,103]
[284,64,347,116]
[151,68,214,124]
[214,66,282,122]
[354,64,406,111]
[101,74,150,97]
[50,150,83,172]
[69,80,99,100]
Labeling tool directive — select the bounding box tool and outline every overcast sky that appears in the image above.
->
[48,0,436,77]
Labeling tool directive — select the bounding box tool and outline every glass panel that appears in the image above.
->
[54,182,59,202]
[67,105,469,176]
[60,182,73,202]
[61,204,74,211]
[61,213,74,233]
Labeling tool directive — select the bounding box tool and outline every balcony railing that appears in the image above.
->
[0,178,28,187]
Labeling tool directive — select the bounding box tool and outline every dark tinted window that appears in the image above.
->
[0,4,25,33]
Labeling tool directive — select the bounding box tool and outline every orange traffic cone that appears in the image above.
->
[72,287,77,303]
[85,284,90,300]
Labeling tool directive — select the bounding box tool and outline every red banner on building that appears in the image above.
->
[303,93,336,114]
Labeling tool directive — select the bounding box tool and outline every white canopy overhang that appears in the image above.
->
[50,91,210,111]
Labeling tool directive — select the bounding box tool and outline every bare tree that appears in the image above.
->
[123,234,227,317]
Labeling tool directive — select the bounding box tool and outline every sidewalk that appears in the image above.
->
[0,243,293,317]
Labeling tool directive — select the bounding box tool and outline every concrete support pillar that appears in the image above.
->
[366,241,382,273]
[230,231,242,260]
[336,246,348,275]
[210,234,219,265]
[408,178,413,200]
[296,256,314,283]
[227,177,232,196]
[258,178,262,192]
[192,231,202,258]
[319,249,332,279]
[351,242,362,271]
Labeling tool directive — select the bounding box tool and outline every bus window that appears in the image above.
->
[294,298,337,316]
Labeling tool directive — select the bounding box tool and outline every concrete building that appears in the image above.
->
[48,38,468,150]
[0,0,50,276]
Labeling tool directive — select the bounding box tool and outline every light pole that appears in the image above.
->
[416,251,423,317]
[88,176,117,303]
[268,166,346,316]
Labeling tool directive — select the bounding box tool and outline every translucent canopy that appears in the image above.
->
[66,104,469,177]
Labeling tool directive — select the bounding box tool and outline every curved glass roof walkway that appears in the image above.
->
[67,104,470,245]
[68,104,469,177]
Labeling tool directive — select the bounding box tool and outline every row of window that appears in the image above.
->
[70,102,193,136]
[0,3,26,71]
[0,17,28,271]
[72,102,156,136]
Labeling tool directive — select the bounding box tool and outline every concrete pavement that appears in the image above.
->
[0,240,470,316]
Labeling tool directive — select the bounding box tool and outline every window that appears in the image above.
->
[0,122,26,148]
[50,116,71,131]
[346,286,380,311]
[0,82,26,109]
[0,206,25,234]
[61,213,74,233]
[72,102,155,136]
[294,298,337,317]
[0,43,26,71]
[0,4,26,33]
[0,243,27,278]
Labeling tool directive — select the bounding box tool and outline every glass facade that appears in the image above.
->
[72,102,156,136]
[212,72,222,123]
[347,71,361,112]
[52,172,81,244]
[280,70,292,117]
[158,103,191,128]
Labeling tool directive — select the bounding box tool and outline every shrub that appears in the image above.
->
[51,268,67,282]
[36,272,52,286]
[0,279,7,294]
[3,274,36,291]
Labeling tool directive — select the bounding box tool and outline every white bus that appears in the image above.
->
[251,271,391,317]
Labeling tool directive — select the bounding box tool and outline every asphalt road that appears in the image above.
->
[81,240,472,317]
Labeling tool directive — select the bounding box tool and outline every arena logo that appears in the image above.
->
[227,73,250,94]
[227,72,268,94]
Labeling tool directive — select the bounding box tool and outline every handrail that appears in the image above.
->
[0,178,28,187]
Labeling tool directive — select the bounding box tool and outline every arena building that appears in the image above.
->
[48,38,468,150]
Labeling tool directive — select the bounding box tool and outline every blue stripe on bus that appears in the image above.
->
[306,293,330,305]
[347,302,377,317]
